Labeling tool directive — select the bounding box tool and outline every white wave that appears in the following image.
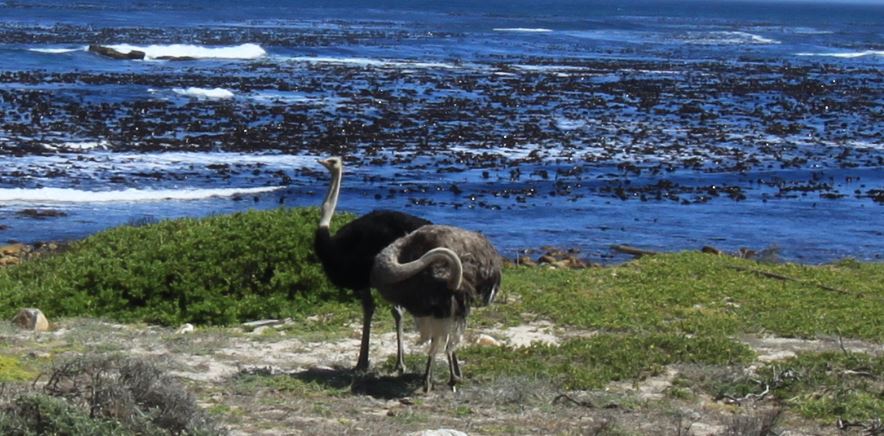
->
[796,50,884,59]
[41,140,111,152]
[173,87,235,99]
[493,28,553,33]
[0,186,281,203]
[28,46,87,54]
[682,31,780,45]
[3,151,319,172]
[286,56,458,69]
[103,43,266,61]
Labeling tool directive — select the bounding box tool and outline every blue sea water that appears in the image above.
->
[0,0,882,262]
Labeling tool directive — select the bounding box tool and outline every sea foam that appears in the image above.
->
[682,31,780,45]
[103,43,266,61]
[286,56,458,69]
[173,87,235,99]
[0,186,281,203]
[41,140,111,152]
[796,50,884,59]
[493,28,553,33]
[28,46,87,54]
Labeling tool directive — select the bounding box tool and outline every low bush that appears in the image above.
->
[0,208,351,326]
[0,394,129,436]
[0,354,223,435]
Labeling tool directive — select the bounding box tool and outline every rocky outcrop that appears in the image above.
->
[1,243,27,266]
[88,44,146,60]
[512,246,592,269]
[0,242,65,267]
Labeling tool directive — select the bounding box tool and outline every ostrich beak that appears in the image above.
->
[317,158,334,169]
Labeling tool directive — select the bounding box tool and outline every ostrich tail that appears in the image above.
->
[372,246,464,290]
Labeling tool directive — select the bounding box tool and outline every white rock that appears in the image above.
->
[12,308,49,332]
[475,334,501,347]
[175,323,195,334]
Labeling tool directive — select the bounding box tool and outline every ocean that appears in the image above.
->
[0,0,882,263]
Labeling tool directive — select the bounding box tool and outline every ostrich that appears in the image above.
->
[314,157,431,372]
[370,225,502,392]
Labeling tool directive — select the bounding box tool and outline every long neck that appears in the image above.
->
[373,246,463,290]
[318,165,342,229]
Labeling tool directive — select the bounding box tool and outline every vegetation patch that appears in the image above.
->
[500,253,884,340]
[0,209,881,434]
[0,208,353,326]
[0,394,130,436]
[713,351,883,423]
[0,354,222,435]
[0,355,36,382]
[461,333,754,390]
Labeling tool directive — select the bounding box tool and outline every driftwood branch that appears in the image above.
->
[611,245,658,257]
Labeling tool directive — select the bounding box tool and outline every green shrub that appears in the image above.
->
[0,208,350,326]
[461,333,755,390]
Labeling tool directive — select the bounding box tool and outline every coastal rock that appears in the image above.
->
[16,209,68,219]
[515,255,537,266]
[0,257,20,266]
[88,44,146,60]
[533,247,590,269]
[1,243,26,256]
[12,308,50,332]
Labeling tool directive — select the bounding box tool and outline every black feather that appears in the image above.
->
[315,209,431,291]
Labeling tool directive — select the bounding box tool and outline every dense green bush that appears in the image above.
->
[0,208,351,326]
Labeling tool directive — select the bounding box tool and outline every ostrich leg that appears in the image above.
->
[423,353,434,393]
[423,337,442,393]
[392,305,407,374]
[447,351,462,392]
[355,288,374,371]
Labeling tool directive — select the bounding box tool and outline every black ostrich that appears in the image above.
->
[314,156,430,371]
[370,224,502,392]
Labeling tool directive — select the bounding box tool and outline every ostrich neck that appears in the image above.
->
[319,166,342,229]
[376,247,463,290]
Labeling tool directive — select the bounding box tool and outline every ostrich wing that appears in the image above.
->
[394,225,502,306]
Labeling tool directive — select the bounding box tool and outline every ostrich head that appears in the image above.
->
[318,156,344,229]
[317,156,342,173]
